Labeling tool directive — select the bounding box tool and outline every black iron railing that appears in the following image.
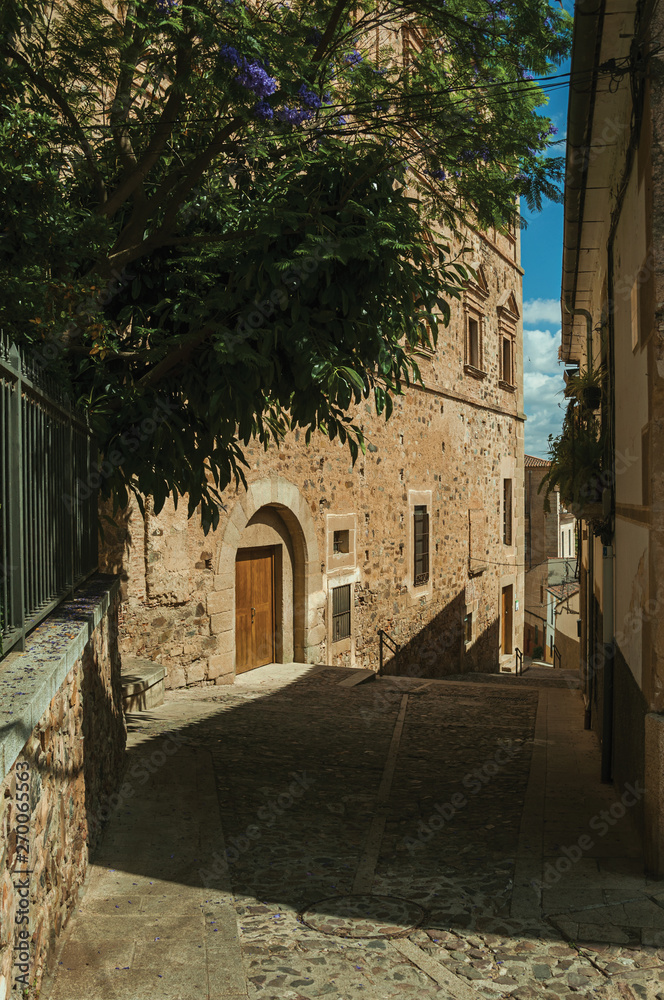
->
[1,334,98,657]
[553,645,562,670]
[378,628,401,676]
[515,647,523,676]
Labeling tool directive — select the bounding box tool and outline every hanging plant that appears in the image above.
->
[564,364,606,412]
[538,396,607,522]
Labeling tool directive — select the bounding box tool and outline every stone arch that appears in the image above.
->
[209,476,325,678]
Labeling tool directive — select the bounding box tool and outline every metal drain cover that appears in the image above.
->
[300,893,425,938]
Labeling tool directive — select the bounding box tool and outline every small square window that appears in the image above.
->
[333,530,350,554]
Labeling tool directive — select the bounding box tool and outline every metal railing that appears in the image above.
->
[378,628,401,676]
[1,334,98,657]
[553,645,562,670]
[515,647,523,676]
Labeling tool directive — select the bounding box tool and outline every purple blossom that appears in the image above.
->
[426,169,446,181]
[219,45,278,98]
[219,44,242,66]
[306,27,323,45]
[276,105,312,125]
[156,0,179,11]
[254,100,274,121]
[297,84,322,110]
[237,61,278,98]
[344,49,363,68]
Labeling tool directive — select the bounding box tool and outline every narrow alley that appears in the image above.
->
[40,664,664,1000]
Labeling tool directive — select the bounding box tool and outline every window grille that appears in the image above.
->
[413,505,429,585]
[332,584,351,641]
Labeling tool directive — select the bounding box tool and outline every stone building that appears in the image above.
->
[104,226,526,685]
[524,455,577,659]
[561,0,664,872]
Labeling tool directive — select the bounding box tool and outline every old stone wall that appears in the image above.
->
[102,225,525,684]
[0,582,125,999]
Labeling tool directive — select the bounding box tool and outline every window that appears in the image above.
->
[501,584,513,655]
[332,584,351,641]
[503,479,513,546]
[464,611,473,645]
[501,335,513,385]
[464,311,485,377]
[540,585,544,605]
[333,530,349,554]
[468,317,480,369]
[413,505,429,586]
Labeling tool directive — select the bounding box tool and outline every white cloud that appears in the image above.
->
[524,371,566,458]
[522,327,566,457]
[522,298,561,327]
[523,326,561,376]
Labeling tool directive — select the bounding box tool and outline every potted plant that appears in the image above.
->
[564,364,606,412]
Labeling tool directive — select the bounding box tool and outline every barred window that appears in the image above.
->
[413,505,429,586]
[332,584,351,642]
[503,479,513,546]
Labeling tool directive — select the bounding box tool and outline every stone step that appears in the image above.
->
[121,657,166,712]
[338,668,376,687]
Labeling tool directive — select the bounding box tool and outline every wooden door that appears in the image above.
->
[501,584,513,656]
[235,547,275,673]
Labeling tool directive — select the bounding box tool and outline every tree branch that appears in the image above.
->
[100,42,193,219]
[3,43,106,205]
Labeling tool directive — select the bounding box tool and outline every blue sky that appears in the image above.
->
[520,51,572,459]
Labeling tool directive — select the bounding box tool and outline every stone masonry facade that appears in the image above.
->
[0,584,126,999]
[103,223,526,687]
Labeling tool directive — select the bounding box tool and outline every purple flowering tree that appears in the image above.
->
[1,0,570,527]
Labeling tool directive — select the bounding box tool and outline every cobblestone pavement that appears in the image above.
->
[42,664,664,1000]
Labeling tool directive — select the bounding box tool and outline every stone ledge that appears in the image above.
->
[121,657,166,712]
[0,574,120,784]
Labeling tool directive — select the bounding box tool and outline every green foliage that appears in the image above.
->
[0,0,572,529]
[538,399,606,518]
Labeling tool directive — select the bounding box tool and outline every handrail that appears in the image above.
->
[378,628,401,676]
[553,645,562,670]
[515,646,523,677]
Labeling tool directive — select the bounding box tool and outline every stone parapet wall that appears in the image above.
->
[0,577,125,999]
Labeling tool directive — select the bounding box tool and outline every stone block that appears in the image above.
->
[308,623,327,646]
[210,611,234,635]
[214,672,235,685]
[165,666,185,690]
[229,500,248,531]
[250,478,273,510]
[186,662,206,686]
[207,591,231,616]
[213,572,234,593]
[215,630,234,654]
[208,652,234,680]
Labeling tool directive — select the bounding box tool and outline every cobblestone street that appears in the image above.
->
[42,664,664,1000]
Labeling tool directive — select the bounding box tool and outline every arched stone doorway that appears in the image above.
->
[210,477,325,679]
